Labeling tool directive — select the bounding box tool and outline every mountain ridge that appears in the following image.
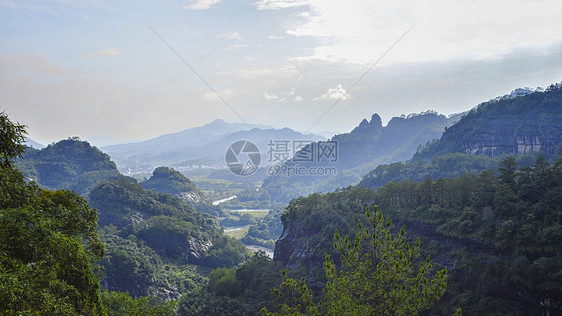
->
[101,119,324,174]
[261,110,460,203]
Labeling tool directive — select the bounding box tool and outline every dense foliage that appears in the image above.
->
[16,137,122,195]
[359,152,538,189]
[101,291,177,316]
[177,251,284,316]
[263,207,448,316]
[0,116,105,314]
[90,176,251,299]
[1,114,177,315]
[0,112,27,167]
[241,208,284,248]
[371,156,562,314]
[89,177,215,230]
[141,166,202,201]
[276,154,562,314]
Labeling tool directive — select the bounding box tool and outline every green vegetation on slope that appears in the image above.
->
[16,137,122,195]
[141,166,202,201]
[276,154,562,314]
[0,113,104,315]
[177,251,284,315]
[359,152,539,189]
[89,176,251,298]
[1,112,175,315]
[263,207,448,316]
[370,156,562,314]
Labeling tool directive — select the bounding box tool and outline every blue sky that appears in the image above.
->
[2,0,562,145]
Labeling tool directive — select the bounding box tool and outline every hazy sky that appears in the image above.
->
[2,0,562,145]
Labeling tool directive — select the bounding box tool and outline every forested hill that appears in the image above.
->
[274,156,562,315]
[90,177,250,299]
[414,83,562,160]
[141,166,203,202]
[262,111,460,203]
[16,138,122,195]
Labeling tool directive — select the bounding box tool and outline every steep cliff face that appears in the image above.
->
[273,207,531,314]
[274,219,303,267]
[415,84,562,160]
[458,124,561,157]
[274,214,501,272]
[274,219,322,269]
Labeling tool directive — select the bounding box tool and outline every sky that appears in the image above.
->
[1,0,562,146]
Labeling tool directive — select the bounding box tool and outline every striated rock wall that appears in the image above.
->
[460,125,561,157]
[274,219,316,269]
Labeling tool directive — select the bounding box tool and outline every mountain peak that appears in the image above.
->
[351,113,383,134]
[370,114,382,126]
[358,118,369,128]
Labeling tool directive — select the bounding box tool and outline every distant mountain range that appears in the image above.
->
[261,111,462,203]
[359,82,562,189]
[101,119,325,174]
[24,137,45,149]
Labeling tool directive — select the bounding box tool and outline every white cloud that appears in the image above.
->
[255,0,308,10]
[219,32,241,40]
[314,84,350,100]
[264,92,279,100]
[287,0,562,64]
[85,48,123,58]
[226,44,251,50]
[223,65,299,80]
[183,0,221,10]
[264,87,298,101]
[294,96,304,102]
[267,35,284,40]
[201,89,232,101]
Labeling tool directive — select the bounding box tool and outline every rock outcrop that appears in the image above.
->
[415,84,562,160]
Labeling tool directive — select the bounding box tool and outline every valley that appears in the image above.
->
[6,83,562,315]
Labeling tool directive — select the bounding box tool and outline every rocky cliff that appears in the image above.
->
[415,83,562,160]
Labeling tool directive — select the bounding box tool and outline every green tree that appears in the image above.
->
[323,206,447,315]
[262,270,319,316]
[498,156,517,189]
[0,113,105,315]
[101,291,177,316]
[0,111,27,167]
[208,268,240,297]
[263,206,447,316]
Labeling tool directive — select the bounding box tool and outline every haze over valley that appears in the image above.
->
[3,1,562,315]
